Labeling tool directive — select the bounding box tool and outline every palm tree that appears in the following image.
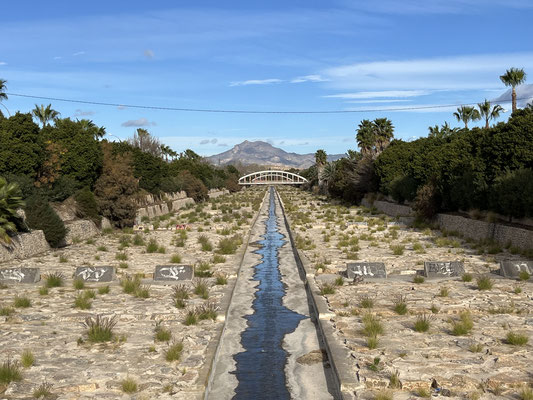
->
[320,161,337,186]
[0,79,7,102]
[77,119,106,139]
[428,122,458,138]
[315,149,327,165]
[32,104,60,127]
[500,67,527,113]
[373,118,394,153]
[453,106,480,129]
[356,119,375,156]
[0,177,25,245]
[477,99,504,129]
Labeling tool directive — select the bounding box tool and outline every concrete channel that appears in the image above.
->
[205,187,340,399]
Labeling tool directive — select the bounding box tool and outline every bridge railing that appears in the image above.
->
[238,170,308,185]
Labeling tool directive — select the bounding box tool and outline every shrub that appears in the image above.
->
[25,195,66,248]
[169,254,182,263]
[462,273,473,282]
[217,236,241,254]
[84,314,117,342]
[73,278,85,290]
[74,293,92,310]
[413,275,425,284]
[133,234,145,246]
[45,272,64,288]
[506,331,529,346]
[121,377,138,393]
[390,244,405,255]
[75,188,101,226]
[20,349,34,368]
[14,295,31,308]
[98,285,110,295]
[362,313,384,337]
[165,341,184,362]
[146,239,159,253]
[0,178,25,245]
[393,295,408,315]
[33,382,53,398]
[451,311,474,335]
[319,283,336,295]
[414,314,432,332]
[0,359,22,385]
[414,182,440,219]
[476,276,493,290]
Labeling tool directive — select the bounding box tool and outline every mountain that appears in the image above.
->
[205,140,345,169]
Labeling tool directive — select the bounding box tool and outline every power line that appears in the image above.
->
[5,92,531,114]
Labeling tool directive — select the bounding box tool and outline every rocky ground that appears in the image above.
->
[278,187,532,400]
[0,188,266,400]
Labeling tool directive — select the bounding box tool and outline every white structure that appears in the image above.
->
[238,170,308,185]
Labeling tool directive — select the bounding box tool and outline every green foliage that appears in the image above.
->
[14,295,31,308]
[0,359,22,385]
[84,314,117,342]
[165,341,184,362]
[75,187,101,225]
[476,276,493,290]
[33,382,53,398]
[121,377,138,393]
[20,349,34,368]
[393,295,408,315]
[25,195,66,248]
[451,311,474,335]
[414,314,432,332]
[506,331,528,346]
[44,272,64,288]
[0,177,25,244]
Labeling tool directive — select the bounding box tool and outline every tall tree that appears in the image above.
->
[500,67,527,113]
[356,119,375,156]
[315,149,327,193]
[77,119,106,139]
[428,122,459,138]
[0,79,7,102]
[477,99,504,129]
[373,118,394,153]
[0,177,25,244]
[315,149,327,165]
[453,106,480,129]
[32,104,60,127]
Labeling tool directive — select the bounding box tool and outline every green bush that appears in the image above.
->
[75,188,101,226]
[25,195,66,248]
[0,177,25,245]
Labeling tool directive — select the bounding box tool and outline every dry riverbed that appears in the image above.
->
[279,187,532,400]
[0,188,266,399]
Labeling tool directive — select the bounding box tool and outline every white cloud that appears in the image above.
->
[74,109,95,116]
[346,99,412,104]
[144,49,154,59]
[343,104,459,113]
[117,105,127,110]
[291,74,328,83]
[324,90,431,99]
[230,78,283,87]
[53,56,62,60]
[218,143,228,147]
[73,51,85,56]
[0,61,6,66]
[322,52,533,91]
[121,118,156,127]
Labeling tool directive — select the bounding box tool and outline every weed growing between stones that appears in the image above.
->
[44,272,64,288]
[115,252,128,261]
[134,285,150,299]
[215,273,228,285]
[195,262,213,278]
[119,262,128,269]
[519,386,533,400]
[518,270,531,281]
[390,244,405,255]
[98,285,110,294]
[212,254,226,264]
[59,255,68,263]
[198,235,213,252]
[197,302,218,321]
[367,336,379,350]
[462,273,473,282]
[146,239,159,253]
[514,286,523,294]
[430,304,440,314]
[362,313,384,337]
[184,309,197,326]
[133,234,145,246]
[217,236,242,254]
[360,295,374,309]
[97,245,107,252]
[393,295,408,315]
[73,278,85,290]
[334,276,344,286]
[38,287,48,296]
[14,295,31,308]
[20,349,34,368]
[374,390,393,400]
[84,314,117,343]
[413,275,425,284]
[169,254,182,263]
[439,287,450,297]
[121,377,138,393]
[0,359,22,385]
[476,276,493,290]
[120,275,141,294]
[165,341,183,362]
[414,314,432,333]
[74,293,92,310]
[368,357,381,371]
[415,387,430,398]
[506,332,529,346]
[33,382,53,398]
[319,282,336,295]
[389,370,401,389]
[451,311,474,336]
[0,306,14,316]
[154,324,172,342]
[469,343,483,353]
[193,278,209,299]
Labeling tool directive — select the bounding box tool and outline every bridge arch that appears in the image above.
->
[238,170,308,185]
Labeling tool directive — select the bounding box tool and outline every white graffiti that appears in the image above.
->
[350,264,374,277]
[77,267,108,282]
[513,263,532,274]
[0,269,26,282]
[158,266,188,280]
[429,262,453,275]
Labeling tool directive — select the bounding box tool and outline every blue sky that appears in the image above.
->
[1,0,533,156]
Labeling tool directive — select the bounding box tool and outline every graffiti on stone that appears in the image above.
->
[346,262,387,279]
[0,267,40,283]
[423,261,464,278]
[154,265,193,281]
[499,261,533,279]
[74,266,115,282]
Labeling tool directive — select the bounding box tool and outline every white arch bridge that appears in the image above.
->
[238,170,308,185]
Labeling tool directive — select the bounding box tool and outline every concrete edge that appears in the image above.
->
[200,189,269,400]
[276,190,361,399]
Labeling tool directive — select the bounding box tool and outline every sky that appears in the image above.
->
[1,0,533,156]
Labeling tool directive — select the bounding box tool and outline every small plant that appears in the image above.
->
[319,282,336,295]
[14,295,31,308]
[184,309,198,326]
[197,302,218,321]
[390,244,405,255]
[0,306,14,316]
[21,349,35,368]
[374,391,393,400]
[169,254,182,263]
[193,278,209,299]
[217,236,241,254]
[172,284,190,300]
[367,336,379,349]
[393,295,408,315]
[334,276,344,286]
[476,275,493,290]
[74,293,92,310]
[165,341,184,362]
[413,275,425,284]
[198,235,213,252]
[360,295,374,309]
[215,273,228,285]
[39,287,49,296]
[462,273,473,282]
[519,270,531,281]
[195,262,213,278]
[59,255,68,263]
[44,272,64,288]
[121,377,138,393]
[451,311,474,336]
[134,285,150,299]
[430,304,439,314]
[73,278,85,290]
[469,343,483,353]
[98,285,110,295]
[146,239,159,253]
[97,245,107,252]
[389,370,401,389]
[84,314,117,342]
[212,254,226,264]
[115,252,128,261]
[439,286,449,297]
[155,324,172,342]
[506,331,529,346]
[414,314,432,333]
[0,359,22,385]
[368,357,381,372]
[415,387,430,398]
[362,313,384,337]
[519,386,533,400]
[413,242,425,254]
[120,275,141,294]
[514,286,523,294]
[133,234,145,246]
[33,382,53,398]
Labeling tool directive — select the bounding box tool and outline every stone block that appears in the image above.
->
[74,266,115,282]
[0,267,40,283]
[499,261,533,279]
[346,262,387,279]
[154,265,194,281]
[423,261,464,278]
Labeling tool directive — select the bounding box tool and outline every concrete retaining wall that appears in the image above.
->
[208,189,229,199]
[364,197,533,250]
[0,231,50,263]
[63,220,100,245]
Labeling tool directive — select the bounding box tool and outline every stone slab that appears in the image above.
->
[74,266,115,282]
[154,265,194,281]
[0,267,40,283]
[499,261,533,279]
[346,262,387,279]
[423,261,464,278]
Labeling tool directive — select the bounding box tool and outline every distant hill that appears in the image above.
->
[205,140,344,169]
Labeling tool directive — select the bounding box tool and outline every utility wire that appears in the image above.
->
[5,92,531,114]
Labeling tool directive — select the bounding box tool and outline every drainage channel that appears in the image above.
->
[207,187,336,399]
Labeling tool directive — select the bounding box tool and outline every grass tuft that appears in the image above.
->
[319,282,336,295]
[414,314,432,333]
[165,341,184,362]
[393,295,408,315]
[84,314,117,342]
[0,359,22,385]
[413,275,425,284]
[44,272,64,288]
[73,278,85,290]
[506,331,529,346]
[476,275,493,290]
[451,311,474,336]
[14,295,31,308]
[33,382,53,398]
[121,377,138,393]
[462,273,473,282]
[21,349,35,368]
